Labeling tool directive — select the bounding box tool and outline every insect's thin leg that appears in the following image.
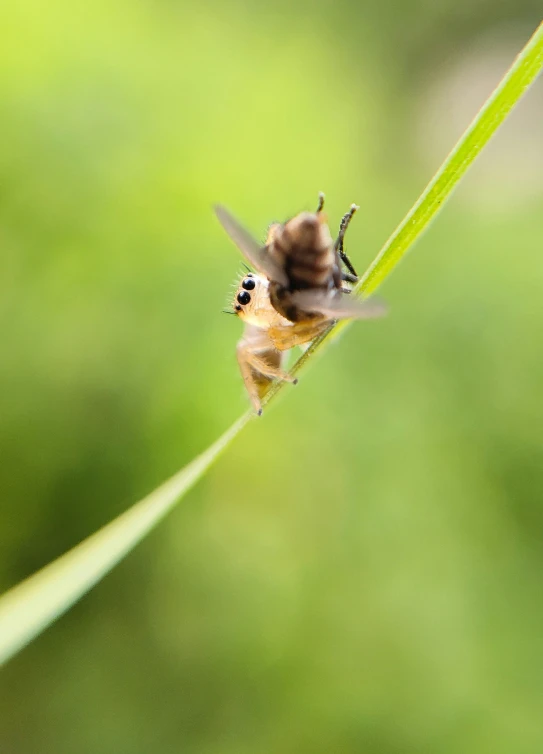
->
[316,192,325,214]
[247,354,298,384]
[339,247,358,279]
[335,204,359,279]
[236,345,265,415]
[341,255,358,279]
[237,333,297,415]
[341,271,358,284]
[269,320,330,350]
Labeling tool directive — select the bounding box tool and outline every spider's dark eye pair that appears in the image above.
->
[237,291,251,306]
[236,277,255,307]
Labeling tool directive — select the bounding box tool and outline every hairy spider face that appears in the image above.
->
[234,274,258,311]
[233,274,263,313]
[232,273,282,329]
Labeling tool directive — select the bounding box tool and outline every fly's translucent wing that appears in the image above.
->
[289,290,388,320]
[214,205,288,286]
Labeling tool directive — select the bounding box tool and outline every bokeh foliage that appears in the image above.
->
[1,0,542,752]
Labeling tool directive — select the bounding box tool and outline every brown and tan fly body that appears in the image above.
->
[215,193,386,415]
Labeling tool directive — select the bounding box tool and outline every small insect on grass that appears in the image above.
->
[215,193,387,414]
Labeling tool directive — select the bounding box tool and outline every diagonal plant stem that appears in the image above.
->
[0,21,542,667]
[0,412,252,665]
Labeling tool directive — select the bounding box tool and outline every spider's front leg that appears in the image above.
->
[237,325,297,415]
[268,318,330,351]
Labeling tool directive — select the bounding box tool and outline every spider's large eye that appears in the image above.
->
[237,291,251,306]
[242,278,255,291]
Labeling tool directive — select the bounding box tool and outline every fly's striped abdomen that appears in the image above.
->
[267,211,342,321]
[268,212,338,290]
[216,195,366,328]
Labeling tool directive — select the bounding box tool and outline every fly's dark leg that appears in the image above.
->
[341,271,358,284]
[335,204,359,279]
[341,270,357,294]
[316,192,325,214]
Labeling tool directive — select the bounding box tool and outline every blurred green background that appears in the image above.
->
[1,0,543,752]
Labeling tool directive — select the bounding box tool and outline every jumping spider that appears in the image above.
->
[216,193,385,414]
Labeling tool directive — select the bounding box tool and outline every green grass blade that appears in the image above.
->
[357,21,543,296]
[0,413,250,665]
[1,22,542,667]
